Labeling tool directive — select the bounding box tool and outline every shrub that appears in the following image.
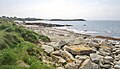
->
[0,49,18,65]
[0,65,29,69]
[0,19,54,69]
[39,35,50,42]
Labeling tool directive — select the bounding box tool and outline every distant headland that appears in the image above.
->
[0,16,86,21]
[50,19,86,21]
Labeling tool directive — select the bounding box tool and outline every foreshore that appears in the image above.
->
[27,25,120,69]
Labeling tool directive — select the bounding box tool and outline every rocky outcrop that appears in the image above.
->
[35,26,120,69]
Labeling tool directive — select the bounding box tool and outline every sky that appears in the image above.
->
[0,0,120,20]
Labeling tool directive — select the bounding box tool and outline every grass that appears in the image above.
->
[0,18,55,69]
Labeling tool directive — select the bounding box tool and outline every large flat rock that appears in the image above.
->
[65,45,95,55]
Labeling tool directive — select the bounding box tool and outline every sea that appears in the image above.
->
[25,20,120,38]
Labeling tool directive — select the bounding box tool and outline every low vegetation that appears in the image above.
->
[0,19,54,69]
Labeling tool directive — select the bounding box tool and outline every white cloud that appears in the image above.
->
[0,0,120,20]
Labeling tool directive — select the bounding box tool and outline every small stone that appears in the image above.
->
[46,42,58,49]
[51,50,61,56]
[42,45,54,53]
[57,40,67,48]
[115,50,120,54]
[88,42,99,49]
[46,42,56,46]
[58,57,66,64]
[65,60,82,69]
[75,55,90,60]
[56,67,65,69]
[73,38,84,45]
[79,59,93,69]
[100,60,111,68]
[100,64,111,69]
[50,55,59,63]
[59,50,75,62]
[90,53,101,63]
[51,55,66,64]
[114,65,120,69]
[104,56,113,62]
[105,60,112,64]
[115,45,120,48]
[92,63,99,69]
[99,48,110,56]
[114,60,120,65]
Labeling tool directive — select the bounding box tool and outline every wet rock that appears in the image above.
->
[42,45,54,53]
[65,45,95,55]
[79,59,93,69]
[75,55,90,60]
[65,59,82,69]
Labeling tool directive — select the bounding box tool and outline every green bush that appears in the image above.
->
[0,19,50,43]
[0,32,24,50]
[0,19,54,69]
[39,35,50,42]
[0,49,18,65]
[0,65,29,69]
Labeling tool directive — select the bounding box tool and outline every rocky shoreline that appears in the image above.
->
[24,22,72,27]
[31,26,120,69]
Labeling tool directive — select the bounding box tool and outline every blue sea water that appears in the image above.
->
[26,20,120,38]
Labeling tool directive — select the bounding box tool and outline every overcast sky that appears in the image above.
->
[0,0,120,20]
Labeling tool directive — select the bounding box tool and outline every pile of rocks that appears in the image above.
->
[35,27,120,69]
[40,37,120,69]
